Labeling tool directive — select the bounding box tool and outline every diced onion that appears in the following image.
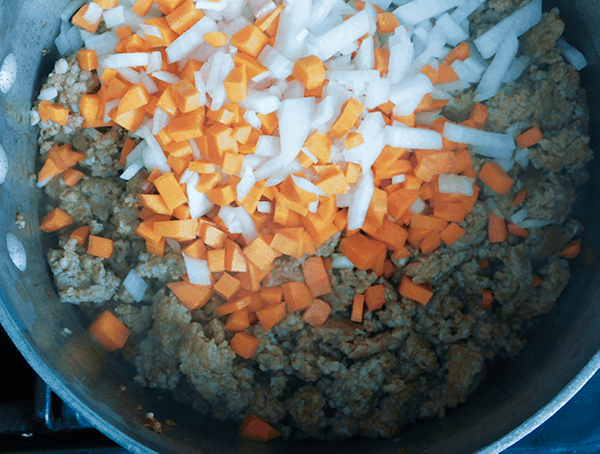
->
[183,253,211,286]
[331,254,355,269]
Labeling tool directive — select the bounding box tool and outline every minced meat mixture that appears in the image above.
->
[36,2,593,441]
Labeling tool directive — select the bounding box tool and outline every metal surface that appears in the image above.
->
[0,1,598,453]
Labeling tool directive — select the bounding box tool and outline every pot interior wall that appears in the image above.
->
[0,1,598,453]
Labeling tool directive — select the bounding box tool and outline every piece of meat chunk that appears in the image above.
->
[130,291,191,390]
[443,342,485,406]
[46,238,120,304]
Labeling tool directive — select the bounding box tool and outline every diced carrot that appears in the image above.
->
[516,126,543,149]
[316,170,350,196]
[87,235,114,259]
[131,0,154,16]
[239,414,279,441]
[207,248,225,272]
[479,162,515,194]
[339,233,387,271]
[153,172,188,210]
[233,53,268,79]
[469,103,488,129]
[440,222,465,245]
[301,299,331,327]
[256,302,287,331]
[224,309,250,331]
[399,276,433,305]
[445,41,470,64]
[166,0,204,34]
[362,218,408,251]
[94,0,119,8]
[260,287,283,306]
[208,183,237,207]
[302,256,332,297]
[508,188,528,208]
[69,225,90,245]
[87,311,130,351]
[257,111,278,135]
[374,48,390,76]
[231,25,269,58]
[40,208,74,233]
[330,97,364,139]
[221,151,244,176]
[533,275,544,287]
[171,79,201,113]
[482,289,493,308]
[488,213,508,243]
[420,64,439,84]
[387,189,421,220]
[420,230,442,253]
[109,106,146,132]
[215,294,252,318]
[303,132,331,164]
[154,219,198,240]
[411,213,448,232]
[376,12,399,34]
[72,5,101,33]
[62,168,85,187]
[224,238,248,272]
[230,332,261,359]
[350,294,364,322]
[77,49,98,71]
[38,100,69,126]
[282,281,313,312]
[561,239,582,259]
[243,236,278,270]
[382,260,396,280]
[292,55,326,90]
[344,162,362,184]
[254,2,285,33]
[138,194,173,215]
[507,223,530,238]
[199,223,227,248]
[222,66,248,103]
[79,94,100,123]
[437,62,459,84]
[364,285,386,311]
[168,281,212,310]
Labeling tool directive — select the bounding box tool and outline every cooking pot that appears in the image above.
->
[0,1,598,452]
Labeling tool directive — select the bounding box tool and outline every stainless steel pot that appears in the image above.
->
[0,1,598,452]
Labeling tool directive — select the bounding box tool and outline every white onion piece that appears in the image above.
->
[451,0,486,23]
[557,39,588,71]
[388,26,414,85]
[243,110,262,130]
[291,175,328,197]
[152,71,181,84]
[514,147,530,169]
[435,13,468,47]
[331,254,355,269]
[254,136,279,160]
[274,0,311,60]
[257,201,272,213]
[389,73,433,116]
[313,10,370,61]
[393,0,463,25]
[365,77,391,110]
[385,125,443,150]
[502,55,531,83]
[438,174,474,196]
[103,6,126,28]
[85,31,119,55]
[308,200,319,213]
[147,51,162,73]
[188,173,214,218]
[123,269,148,302]
[278,97,315,166]
[152,107,170,135]
[38,87,59,101]
[473,0,541,59]
[166,16,217,63]
[193,71,207,107]
[471,145,513,161]
[117,67,142,84]
[309,0,338,31]
[355,36,375,70]
[474,32,519,102]
[140,72,158,94]
[236,167,256,201]
[102,52,150,68]
[197,0,229,11]
[511,208,529,226]
[240,90,281,114]
[389,174,406,186]
[82,2,103,24]
[103,98,120,123]
[183,253,211,286]
[141,127,171,174]
[257,45,293,80]
[310,95,335,131]
[519,219,552,229]
[179,169,195,185]
[120,161,143,181]
[494,158,515,172]
[347,169,374,230]
[234,207,259,243]
[409,197,426,214]
[443,123,516,150]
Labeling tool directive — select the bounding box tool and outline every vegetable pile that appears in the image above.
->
[36,0,588,438]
